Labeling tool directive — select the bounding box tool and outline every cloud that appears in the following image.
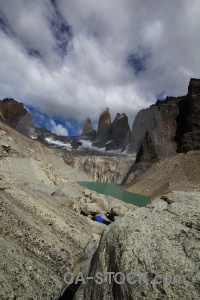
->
[66,120,74,129]
[50,120,68,136]
[0,0,200,133]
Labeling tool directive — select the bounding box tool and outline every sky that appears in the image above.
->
[0,0,200,136]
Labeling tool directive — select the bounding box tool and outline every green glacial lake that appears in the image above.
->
[77,182,150,207]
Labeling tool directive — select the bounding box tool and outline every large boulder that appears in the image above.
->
[73,190,200,300]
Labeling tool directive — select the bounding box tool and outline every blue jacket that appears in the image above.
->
[95,215,104,223]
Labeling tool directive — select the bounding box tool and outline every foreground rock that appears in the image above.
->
[74,190,200,300]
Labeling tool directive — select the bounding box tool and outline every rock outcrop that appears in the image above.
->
[0,98,35,136]
[80,117,96,138]
[73,190,200,300]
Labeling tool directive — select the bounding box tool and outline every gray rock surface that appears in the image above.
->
[74,190,200,300]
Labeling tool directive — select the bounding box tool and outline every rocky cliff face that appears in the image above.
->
[129,95,183,154]
[128,78,200,164]
[135,103,180,163]
[178,78,200,152]
[63,153,134,183]
[123,78,200,189]
[0,98,35,136]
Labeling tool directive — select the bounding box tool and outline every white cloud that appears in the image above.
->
[0,0,200,131]
[65,121,74,129]
[50,120,68,136]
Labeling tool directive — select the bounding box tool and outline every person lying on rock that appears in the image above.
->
[91,214,111,225]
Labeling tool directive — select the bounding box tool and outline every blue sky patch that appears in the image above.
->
[0,16,12,36]
[0,17,8,34]
[127,49,151,75]
[127,54,146,75]
[49,0,72,58]
[26,105,82,136]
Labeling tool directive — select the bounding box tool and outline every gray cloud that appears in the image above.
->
[0,0,200,131]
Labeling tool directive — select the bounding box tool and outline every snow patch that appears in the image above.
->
[45,138,72,150]
[42,137,134,156]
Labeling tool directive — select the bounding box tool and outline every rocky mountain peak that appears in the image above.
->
[97,107,111,137]
[91,108,131,151]
[2,97,15,103]
[110,112,131,147]
[81,117,96,136]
